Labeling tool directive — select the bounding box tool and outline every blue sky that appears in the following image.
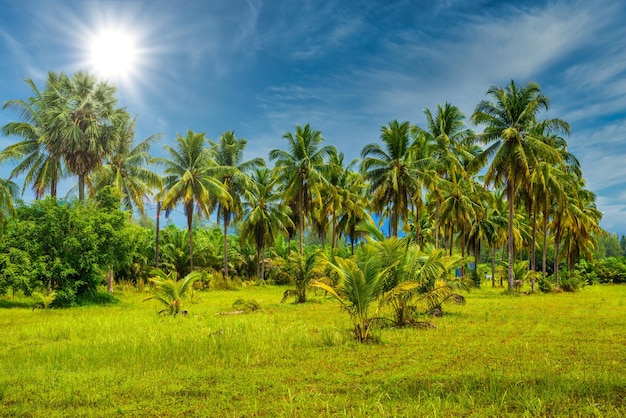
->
[1,0,625,235]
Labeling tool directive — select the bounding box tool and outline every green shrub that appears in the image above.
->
[538,275,554,293]
[232,298,260,313]
[559,270,586,292]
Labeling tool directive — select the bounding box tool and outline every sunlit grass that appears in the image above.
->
[1,285,625,416]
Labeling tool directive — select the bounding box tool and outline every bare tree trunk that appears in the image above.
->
[187,207,194,271]
[107,268,114,293]
[261,244,266,281]
[434,201,440,249]
[531,209,537,272]
[491,246,496,287]
[331,209,337,250]
[554,235,560,289]
[78,174,85,202]
[223,210,230,280]
[155,201,161,269]
[461,225,466,277]
[507,181,515,291]
[299,190,304,255]
[542,210,549,278]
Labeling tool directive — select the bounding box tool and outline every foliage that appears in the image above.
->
[589,257,626,284]
[32,290,56,310]
[280,250,323,303]
[0,195,142,305]
[144,270,202,315]
[537,274,554,293]
[557,269,586,292]
[312,252,389,342]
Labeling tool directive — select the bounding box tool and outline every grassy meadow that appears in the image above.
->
[1,284,625,417]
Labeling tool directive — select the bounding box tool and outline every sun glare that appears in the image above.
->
[89,29,138,80]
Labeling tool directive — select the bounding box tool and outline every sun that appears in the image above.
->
[88,29,138,80]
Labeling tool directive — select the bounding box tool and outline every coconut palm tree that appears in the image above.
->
[1,76,64,198]
[337,171,369,255]
[211,131,264,280]
[41,71,129,201]
[240,167,294,280]
[471,80,569,291]
[89,118,162,215]
[320,148,360,249]
[269,124,333,255]
[160,130,230,271]
[361,120,432,237]
[416,103,474,247]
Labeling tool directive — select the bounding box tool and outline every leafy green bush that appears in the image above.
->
[0,192,145,305]
[559,270,586,292]
[538,275,554,293]
[592,257,626,284]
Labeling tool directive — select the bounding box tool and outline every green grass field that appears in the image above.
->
[1,284,625,417]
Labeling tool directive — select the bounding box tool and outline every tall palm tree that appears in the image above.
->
[471,80,569,291]
[269,124,333,255]
[361,120,431,237]
[89,118,162,215]
[1,76,64,198]
[337,171,369,255]
[240,168,294,280]
[416,103,473,248]
[320,148,360,249]
[160,130,230,271]
[211,131,264,279]
[41,71,129,201]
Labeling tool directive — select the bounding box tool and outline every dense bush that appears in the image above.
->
[591,257,626,284]
[0,191,144,306]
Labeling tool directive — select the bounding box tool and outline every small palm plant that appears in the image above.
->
[381,244,467,325]
[32,291,57,311]
[280,250,323,303]
[144,270,201,315]
[312,252,390,342]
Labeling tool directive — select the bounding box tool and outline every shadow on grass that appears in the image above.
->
[0,298,34,309]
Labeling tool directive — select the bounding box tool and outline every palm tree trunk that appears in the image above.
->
[78,174,85,201]
[299,190,304,255]
[434,201,440,249]
[507,181,515,291]
[531,209,537,272]
[223,210,230,280]
[331,209,337,250]
[187,206,194,271]
[542,207,549,278]
[261,243,266,281]
[255,242,261,279]
[491,245,496,287]
[155,201,161,269]
[461,225,466,277]
[350,230,355,256]
[449,226,453,256]
[474,241,480,278]
[554,234,560,289]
